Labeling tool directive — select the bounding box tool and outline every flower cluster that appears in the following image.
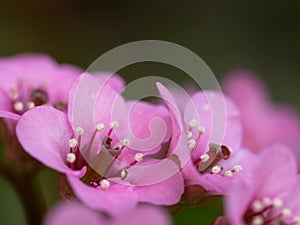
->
[0,55,299,225]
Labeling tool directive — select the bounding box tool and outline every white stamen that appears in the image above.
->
[14,101,24,112]
[224,170,233,177]
[251,216,264,225]
[273,198,283,208]
[99,179,110,189]
[187,139,196,149]
[69,138,78,148]
[233,165,243,173]
[198,126,205,134]
[134,153,144,162]
[66,153,76,163]
[211,165,222,174]
[120,169,128,179]
[96,123,105,131]
[109,121,119,129]
[294,216,300,224]
[200,153,210,162]
[27,101,35,109]
[185,131,193,139]
[262,197,271,206]
[10,86,18,100]
[189,119,197,128]
[252,200,264,212]
[75,127,84,136]
[122,139,130,147]
[282,208,291,217]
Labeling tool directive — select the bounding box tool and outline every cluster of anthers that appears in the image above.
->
[244,197,300,225]
[185,118,243,178]
[8,84,66,114]
[66,121,144,190]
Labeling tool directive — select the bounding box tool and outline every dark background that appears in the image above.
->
[0,1,299,224]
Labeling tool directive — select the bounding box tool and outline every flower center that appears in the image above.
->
[185,119,242,178]
[66,122,144,190]
[30,88,49,106]
[244,197,300,225]
[8,83,67,114]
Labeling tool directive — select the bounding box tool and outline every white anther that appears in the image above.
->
[198,126,205,134]
[69,138,78,148]
[211,165,222,174]
[200,153,210,162]
[134,153,144,162]
[294,216,300,224]
[251,216,264,225]
[109,121,119,129]
[252,200,264,212]
[233,165,243,173]
[75,127,84,136]
[96,123,105,131]
[224,170,233,177]
[27,101,35,109]
[273,198,283,208]
[66,153,76,164]
[99,179,110,189]
[10,86,18,100]
[262,197,271,206]
[14,101,24,111]
[187,139,196,149]
[185,131,193,139]
[122,139,130,147]
[282,208,292,217]
[120,169,128,179]
[189,119,197,128]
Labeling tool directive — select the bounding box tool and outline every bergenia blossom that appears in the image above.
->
[222,71,300,164]
[0,53,82,171]
[16,73,184,216]
[156,83,255,196]
[226,145,298,225]
[43,202,172,225]
[0,53,82,119]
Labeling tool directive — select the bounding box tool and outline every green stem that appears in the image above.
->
[0,163,47,225]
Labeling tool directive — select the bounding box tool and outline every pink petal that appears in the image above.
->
[226,181,254,225]
[16,106,73,173]
[124,100,171,153]
[185,91,242,158]
[156,82,184,156]
[67,175,138,216]
[222,70,268,109]
[133,171,184,205]
[119,158,184,205]
[254,145,297,199]
[43,202,104,225]
[114,205,172,225]
[0,110,20,120]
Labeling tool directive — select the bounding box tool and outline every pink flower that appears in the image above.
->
[0,53,82,118]
[16,73,184,215]
[156,83,254,195]
[43,202,172,225]
[222,71,300,165]
[0,53,82,171]
[225,145,298,225]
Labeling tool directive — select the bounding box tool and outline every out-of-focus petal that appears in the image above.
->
[43,202,104,225]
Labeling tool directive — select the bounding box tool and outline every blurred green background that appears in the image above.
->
[0,1,300,224]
